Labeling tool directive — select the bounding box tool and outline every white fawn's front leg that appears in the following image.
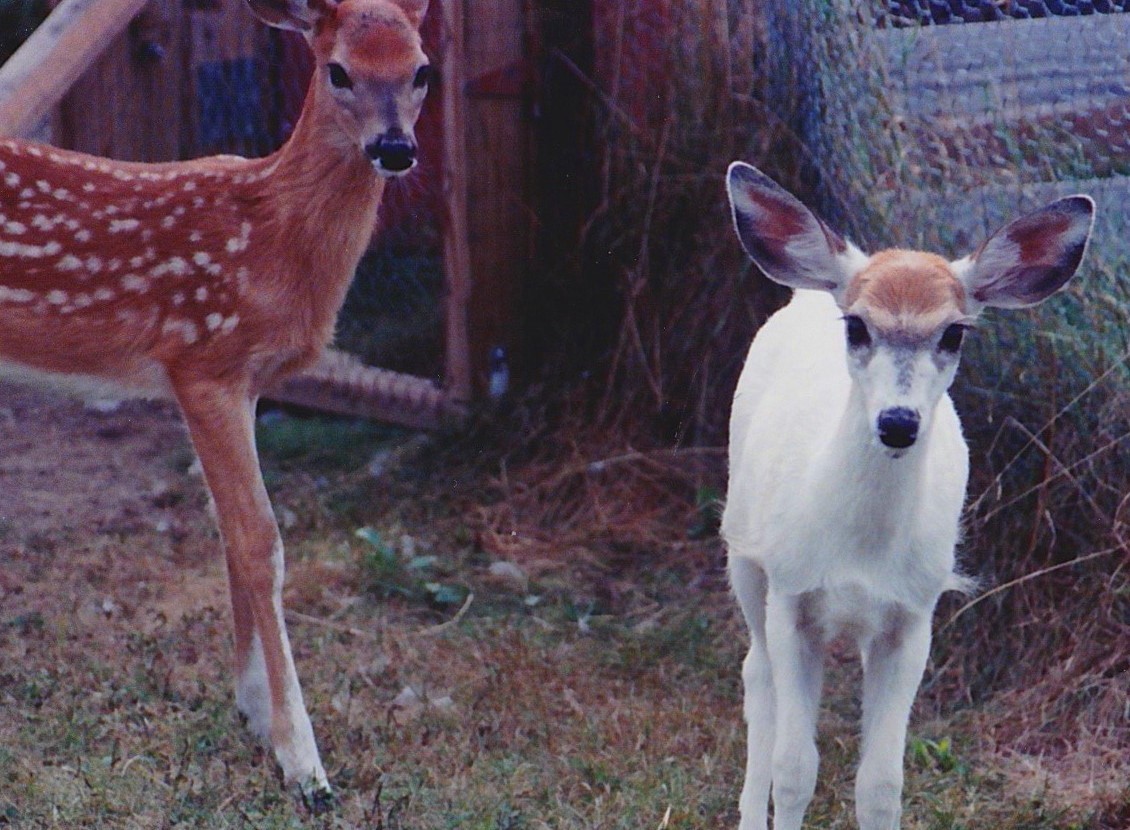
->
[764,592,825,830]
[731,558,773,830]
[855,610,933,830]
[0,0,432,803]
[722,162,1094,829]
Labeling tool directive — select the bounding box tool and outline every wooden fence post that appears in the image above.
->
[441,0,474,403]
[0,0,150,138]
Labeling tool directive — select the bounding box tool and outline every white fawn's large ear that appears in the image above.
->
[726,162,863,296]
[955,196,1095,311]
[391,0,429,27]
[245,0,335,33]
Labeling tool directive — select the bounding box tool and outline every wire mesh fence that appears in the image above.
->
[759,0,1129,707]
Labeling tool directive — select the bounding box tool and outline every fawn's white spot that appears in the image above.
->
[46,290,68,305]
[0,285,35,303]
[226,221,252,254]
[109,218,140,233]
[162,318,199,344]
[149,257,189,278]
[121,274,149,293]
[57,254,83,271]
[0,240,61,258]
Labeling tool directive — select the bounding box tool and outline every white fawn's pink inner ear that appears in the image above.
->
[953,196,1094,311]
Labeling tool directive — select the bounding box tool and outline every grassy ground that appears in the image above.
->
[0,393,1125,829]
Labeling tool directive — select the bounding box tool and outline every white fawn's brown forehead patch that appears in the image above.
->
[843,250,967,335]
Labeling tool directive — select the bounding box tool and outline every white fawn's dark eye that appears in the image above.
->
[328,63,353,90]
[413,64,433,89]
[844,315,872,349]
[939,323,966,353]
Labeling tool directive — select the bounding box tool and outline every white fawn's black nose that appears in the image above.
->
[366,132,417,173]
[877,407,919,449]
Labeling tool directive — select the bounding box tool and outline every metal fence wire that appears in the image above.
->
[761,1,1129,369]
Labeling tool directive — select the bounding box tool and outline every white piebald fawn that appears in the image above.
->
[0,0,431,803]
[721,163,1094,830]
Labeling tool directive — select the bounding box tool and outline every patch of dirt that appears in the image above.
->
[0,380,227,628]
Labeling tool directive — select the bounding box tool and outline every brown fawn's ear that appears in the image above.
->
[959,196,1095,310]
[245,0,336,33]
[390,0,428,27]
[726,162,858,295]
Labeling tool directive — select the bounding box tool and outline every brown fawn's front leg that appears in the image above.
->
[173,374,329,803]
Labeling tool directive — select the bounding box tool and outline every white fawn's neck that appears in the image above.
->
[810,385,933,542]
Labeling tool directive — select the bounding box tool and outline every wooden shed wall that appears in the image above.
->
[53,0,271,161]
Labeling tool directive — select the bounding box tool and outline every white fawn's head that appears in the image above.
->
[725,162,1095,456]
[248,0,431,176]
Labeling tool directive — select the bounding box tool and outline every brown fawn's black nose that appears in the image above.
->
[366,133,417,173]
[877,407,919,450]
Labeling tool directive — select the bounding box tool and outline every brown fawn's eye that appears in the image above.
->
[413,64,433,89]
[328,63,353,90]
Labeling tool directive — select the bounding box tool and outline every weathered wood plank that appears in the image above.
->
[440,0,473,403]
[0,0,150,138]
[266,349,465,430]
[462,0,529,396]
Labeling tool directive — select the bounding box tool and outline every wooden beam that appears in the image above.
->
[461,0,529,399]
[439,0,474,403]
[0,0,150,138]
[267,349,466,431]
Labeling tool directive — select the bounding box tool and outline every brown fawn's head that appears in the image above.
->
[248,0,431,176]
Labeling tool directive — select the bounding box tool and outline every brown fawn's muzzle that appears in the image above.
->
[366,130,417,175]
